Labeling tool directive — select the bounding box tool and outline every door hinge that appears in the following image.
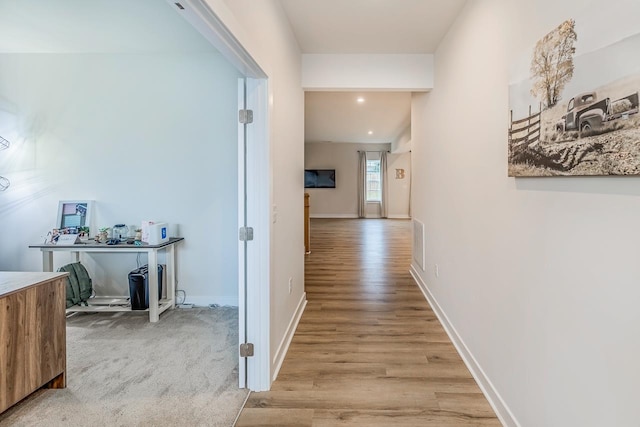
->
[240,343,254,357]
[239,109,253,124]
[239,226,254,242]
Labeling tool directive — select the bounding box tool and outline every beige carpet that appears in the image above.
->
[0,307,248,427]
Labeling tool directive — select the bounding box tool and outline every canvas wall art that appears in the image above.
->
[508,16,640,176]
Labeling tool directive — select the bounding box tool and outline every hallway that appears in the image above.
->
[236,219,500,426]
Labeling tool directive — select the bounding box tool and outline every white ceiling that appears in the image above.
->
[278,0,467,54]
[280,0,467,145]
[305,92,411,144]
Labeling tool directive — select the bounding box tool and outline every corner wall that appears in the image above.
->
[411,1,640,426]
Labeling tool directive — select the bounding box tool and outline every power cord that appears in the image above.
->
[176,289,186,305]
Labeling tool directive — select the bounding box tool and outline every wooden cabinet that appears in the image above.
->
[0,272,67,414]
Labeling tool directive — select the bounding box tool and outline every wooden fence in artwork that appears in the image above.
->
[509,104,542,147]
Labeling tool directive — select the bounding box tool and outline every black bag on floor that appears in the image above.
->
[58,262,93,308]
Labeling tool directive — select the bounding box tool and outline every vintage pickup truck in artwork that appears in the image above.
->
[555,91,639,133]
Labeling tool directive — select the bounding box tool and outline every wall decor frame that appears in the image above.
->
[56,200,94,233]
[508,17,640,177]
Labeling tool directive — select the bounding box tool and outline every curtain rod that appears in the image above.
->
[357,150,390,153]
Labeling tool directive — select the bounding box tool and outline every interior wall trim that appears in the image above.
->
[309,214,359,219]
[271,292,307,382]
[184,296,239,307]
[171,0,267,78]
[409,266,520,427]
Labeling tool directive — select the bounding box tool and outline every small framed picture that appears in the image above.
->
[56,200,94,234]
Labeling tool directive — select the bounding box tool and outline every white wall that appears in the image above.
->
[387,152,411,219]
[305,142,410,219]
[302,54,434,90]
[212,0,305,382]
[411,1,640,426]
[0,52,241,306]
[392,125,411,153]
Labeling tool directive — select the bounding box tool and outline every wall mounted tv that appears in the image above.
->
[305,169,336,188]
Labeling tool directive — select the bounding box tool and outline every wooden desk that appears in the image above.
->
[29,237,184,323]
[0,272,68,414]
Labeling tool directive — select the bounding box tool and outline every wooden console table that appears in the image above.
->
[29,237,184,323]
[304,193,310,254]
[0,272,68,414]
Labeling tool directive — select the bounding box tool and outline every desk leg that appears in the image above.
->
[148,249,159,323]
[42,251,54,272]
[167,244,176,308]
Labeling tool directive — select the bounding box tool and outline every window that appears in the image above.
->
[366,159,381,201]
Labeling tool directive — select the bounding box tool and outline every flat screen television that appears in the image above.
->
[305,169,336,188]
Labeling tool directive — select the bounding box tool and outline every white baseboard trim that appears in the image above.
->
[181,295,238,307]
[409,266,520,427]
[308,214,410,220]
[310,214,359,219]
[272,292,307,382]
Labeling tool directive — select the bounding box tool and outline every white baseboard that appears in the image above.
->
[310,214,359,219]
[272,292,307,382]
[409,266,519,427]
[309,214,410,220]
[181,295,238,307]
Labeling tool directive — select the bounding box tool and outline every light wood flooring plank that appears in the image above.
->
[236,408,314,427]
[311,409,502,426]
[244,390,439,411]
[236,219,499,426]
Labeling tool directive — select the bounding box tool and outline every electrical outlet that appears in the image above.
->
[435,264,439,278]
[288,277,292,294]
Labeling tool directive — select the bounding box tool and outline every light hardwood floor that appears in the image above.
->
[236,219,500,426]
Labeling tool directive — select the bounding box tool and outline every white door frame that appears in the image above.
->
[244,77,271,391]
[237,79,247,388]
[168,0,271,392]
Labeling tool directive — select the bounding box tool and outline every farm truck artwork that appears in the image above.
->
[508,18,640,176]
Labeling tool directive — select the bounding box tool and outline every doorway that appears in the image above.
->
[303,91,412,220]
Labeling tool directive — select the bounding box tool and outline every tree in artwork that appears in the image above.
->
[530,19,577,108]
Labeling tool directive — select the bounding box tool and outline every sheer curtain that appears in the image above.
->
[380,151,388,218]
[357,151,366,218]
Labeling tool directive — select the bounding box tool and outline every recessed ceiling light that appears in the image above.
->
[357,97,365,103]
[368,131,373,135]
